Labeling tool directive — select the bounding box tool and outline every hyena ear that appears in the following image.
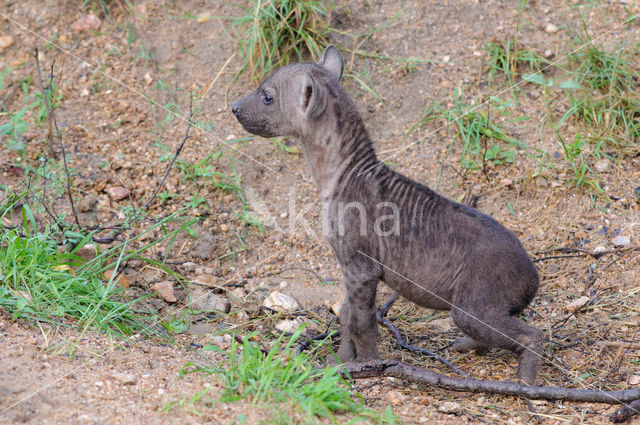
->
[318,45,344,82]
[300,72,327,119]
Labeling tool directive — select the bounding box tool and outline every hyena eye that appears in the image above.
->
[263,93,273,105]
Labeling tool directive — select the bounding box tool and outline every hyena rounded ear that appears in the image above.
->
[318,45,344,82]
[300,72,327,119]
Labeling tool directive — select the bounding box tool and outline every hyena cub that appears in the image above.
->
[232,46,544,383]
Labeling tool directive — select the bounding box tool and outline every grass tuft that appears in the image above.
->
[181,328,397,424]
[232,0,330,80]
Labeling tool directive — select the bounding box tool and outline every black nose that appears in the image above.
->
[231,101,240,115]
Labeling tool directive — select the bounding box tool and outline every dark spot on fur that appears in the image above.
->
[334,103,343,132]
[326,83,337,98]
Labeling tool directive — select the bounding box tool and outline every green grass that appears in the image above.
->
[484,40,549,82]
[180,328,397,424]
[557,132,603,193]
[560,39,640,152]
[432,89,526,171]
[0,188,199,337]
[232,0,329,80]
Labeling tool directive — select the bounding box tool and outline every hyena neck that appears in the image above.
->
[301,105,380,201]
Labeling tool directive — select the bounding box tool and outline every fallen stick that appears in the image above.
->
[343,359,640,405]
[376,293,469,377]
[610,400,640,423]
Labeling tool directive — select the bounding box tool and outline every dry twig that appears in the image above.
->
[376,293,469,377]
[343,359,640,404]
[143,95,194,209]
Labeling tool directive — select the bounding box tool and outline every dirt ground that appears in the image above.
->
[1,0,640,424]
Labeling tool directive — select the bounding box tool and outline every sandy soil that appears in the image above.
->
[1,0,640,423]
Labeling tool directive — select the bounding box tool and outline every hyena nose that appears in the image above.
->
[231,101,240,115]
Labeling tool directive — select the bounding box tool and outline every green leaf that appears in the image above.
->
[558,80,582,89]
[522,73,552,86]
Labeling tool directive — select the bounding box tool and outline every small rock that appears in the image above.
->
[437,401,461,414]
[275,318,305,334]
[144,72,153,85]
[500,178,513,186]
[103,269,130,288]
[0,36,15,51]
[237,311,249,321]
[77,195,98,213]
[107,186,131,201]
[230,287,246,299]
[182,261,197,272]
[566,296,589,311]
[190,288,231,313]
[263,291,300,312]
[429,317,454,332]
[192,233,217,261]
[331,298,343,316]
[193,274,218,287]
[594,159,610,173]
[613,235,631,247]
[630,375,640,386]
[385,390,405,405]
[72,14,102,33]
[196,13,211,23]
[543,49,554,59]
[593,246,607,254]
[151,281,177,303]
[544,23,559,34]
[442,55,451,63]
[75,243,98,262]
[111,372,136,385]
[210,335,228,349]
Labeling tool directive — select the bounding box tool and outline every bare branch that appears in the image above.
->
[34,49,81,229]
[376,293,469,378]
[143,94,194,210]
[343,359,640,404]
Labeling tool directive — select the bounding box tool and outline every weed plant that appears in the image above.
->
[181,328,397,424]
[233,0,329,80]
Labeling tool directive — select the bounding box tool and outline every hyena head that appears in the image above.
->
[232,45,345,139]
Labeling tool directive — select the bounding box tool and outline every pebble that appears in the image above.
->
[72,14,101,33]
[196,13,211,23]
[107,186,131,201]
[593,246,607,254]
[566,296,589,311]
[75,243,98,261]
[230,287,246,299]
[182,262,197,272]
[429,317,454,332]
[437,401,461,414]
[103,269,130,288]
[275,318,305,334]
[190,288,231,313]
[193,274,218,287]
[151,281,177,303]
[543,49,554,59]
[544,23,559,34]
[110,372,136,385]
[594,159,610,173]
[331,298,343,316]
[263,291,300,311]
[630,375,640,385]
[385,390,405,405]
[613,235,631,247]
[0,36,14,51]
[442,55,451,63]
